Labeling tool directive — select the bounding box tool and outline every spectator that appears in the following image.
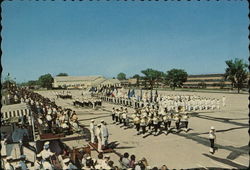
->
[129,154,136,168]
[161,165,168,170]
[121,152,130,168]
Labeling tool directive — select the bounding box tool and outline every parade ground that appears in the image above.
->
[36,90,249,169]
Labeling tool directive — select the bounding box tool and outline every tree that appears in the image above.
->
[225,58,248,93]
[38,74,54,89]
[132,74,141,87]
[165,69,188,90]
[57,73,68,76]
[141,68,165,89]
[117,72,126,80]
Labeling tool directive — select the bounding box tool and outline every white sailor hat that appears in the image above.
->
[211,126,215,130]
[6,156,13,160]
[44,141,50,146]
[91,119,95,122]
[63,158,70,163]
[104,155,110,158]
[86,156,91,160]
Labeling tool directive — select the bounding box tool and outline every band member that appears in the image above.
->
[158,115,163,133]
[115,109,120,123]
[182,112,189,132]
[134,115,141,135]
[119,107,124,124]
[140,116,147,135]
[147,114,153,131]
[163,114,169,133]
[122,108,128,126]
[173,113,181,131]
[111,107,116,121]
[209,126,216,154]
[153,115,159,136]
[167,113,172,129]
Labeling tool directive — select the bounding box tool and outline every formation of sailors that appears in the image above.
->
[111,105,189,136]
[102,92,223,112]
[54,91,72,99]
[73,97,102,109]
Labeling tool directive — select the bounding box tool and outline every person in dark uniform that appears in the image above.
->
[111,107,116,121]
[209,126,216,154]
[134,115,141,135]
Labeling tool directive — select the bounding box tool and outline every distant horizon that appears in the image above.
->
[2,71,231,84]
[2,1,248,83]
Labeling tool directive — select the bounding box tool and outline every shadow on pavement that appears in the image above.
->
[202,153,248,169]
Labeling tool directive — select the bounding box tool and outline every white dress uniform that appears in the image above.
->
[222,96,226,107]
[89,122,95,143]
[101,124,109,147]
[96,126,102,152]
[42,161,53,170]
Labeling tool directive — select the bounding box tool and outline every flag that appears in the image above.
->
[140,89,142,101]
[131,89,135,97]
[150,90,153,102]
[155,89,158,102]
[128,89,131,99]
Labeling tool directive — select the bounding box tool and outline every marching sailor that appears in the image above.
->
[152,115,159,136]
[133,115,141,135]
[222,96,226,107]
[208,126,216,154]
[111,107,116,121]
[173,113,181,132]
[140,116,147,135]
[182,112,189,132]
[115,109,119,123]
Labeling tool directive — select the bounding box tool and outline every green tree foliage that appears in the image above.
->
[57,73,68,76]
[165,69,188,90]
[117,72,126,80]
[38,74,54,89]
[141,68,165,89]
[225,58,248,93]
[132,74,141,87]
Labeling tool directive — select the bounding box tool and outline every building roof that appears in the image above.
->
[100,79,120,85]
[54,76,104,82]
[188,74,225,78]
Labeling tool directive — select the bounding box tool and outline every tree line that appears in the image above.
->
[117,68,188,90]
[117,58,248,92]
[4,58,247,93]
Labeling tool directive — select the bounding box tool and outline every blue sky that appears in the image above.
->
[2,1,248,83]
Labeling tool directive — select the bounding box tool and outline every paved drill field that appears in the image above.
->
[36,90,249,169]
